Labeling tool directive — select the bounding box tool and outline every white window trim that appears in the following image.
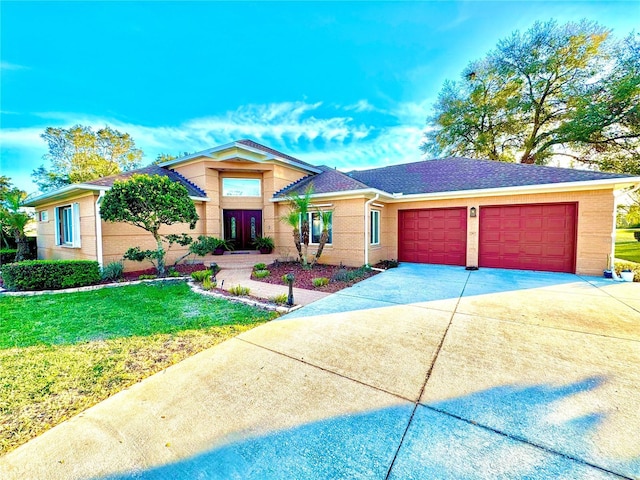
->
[304,211,333,245]
[55,203,81,248]
[39,210,49,222]
[370,210,381,246]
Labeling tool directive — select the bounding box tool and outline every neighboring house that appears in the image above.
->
[25,139,640,276]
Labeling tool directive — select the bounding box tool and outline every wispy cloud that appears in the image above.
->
[0,61,28,71]
[0,99,431,192]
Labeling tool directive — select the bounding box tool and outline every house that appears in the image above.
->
[25,139,640,276]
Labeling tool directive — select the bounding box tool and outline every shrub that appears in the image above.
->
[614,261,640,282]
[312,277,329,287]
[0,248,17,265]
[253,269,270,279]
[634,231,640,242]
[377,259,399,269]
[270,293,288,304]
[101,261,124,282]
[1,260,101,291]
[229,285,250,296]
[167,269,181,278]
[253,263,267,271]
[191,269,212,282]
[331,265,372,283]
[201,276,217,290]
[138,274,157,280]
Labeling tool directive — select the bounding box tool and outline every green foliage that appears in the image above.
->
[101,174,199,277]
[229,285,250,296]
[270,293,288,305]
[0,183,32,261]
[422,21,640,173]
[613,261,640,281]
[191,269,213,282]
[282,185,314,265]
[167,269,181,278]
[1,260,100,291]
[201,276,217,290]
[101,261,124,282]
[253,269,270,279]
[281,274,290,284]
[377,259,399,269]
[0,249,17,265]
[331,265,372,283]
[253,263,267,271]
[138,274,157,280]
[312,277,329,287]
[252,236,274,250]
[189,236,217,256]
[32,125,143,192]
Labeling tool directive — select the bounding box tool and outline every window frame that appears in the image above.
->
[304,211,332,245]
[370,210,380,245]
[221,178,262,197]
[54,203,81,248]
[38,210,49,222]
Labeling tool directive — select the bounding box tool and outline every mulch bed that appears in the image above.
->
[252,261,379,293]
[117,263,207,283]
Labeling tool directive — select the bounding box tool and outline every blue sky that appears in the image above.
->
[1,1,638,195]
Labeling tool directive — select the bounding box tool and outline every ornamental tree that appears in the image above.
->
[100,174,199,277]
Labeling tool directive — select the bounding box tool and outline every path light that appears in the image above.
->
[285,273,295,306]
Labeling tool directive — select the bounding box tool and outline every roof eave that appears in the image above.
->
[24,184,109,207]
[271,188,391,202]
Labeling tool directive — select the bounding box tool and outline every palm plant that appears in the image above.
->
[282,208,303,263]
[310,209,332,267]
[282,185,314,266]
[0,190,32,262]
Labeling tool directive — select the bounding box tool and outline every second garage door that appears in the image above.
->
[479,203,577,273]
[398,208,467,265]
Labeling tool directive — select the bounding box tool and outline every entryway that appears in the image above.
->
[223,209,262,250]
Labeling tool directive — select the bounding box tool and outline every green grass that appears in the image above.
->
[615,228,640,264]
[0,281,276,454]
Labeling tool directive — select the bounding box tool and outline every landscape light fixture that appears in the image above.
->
[469,207,477,218]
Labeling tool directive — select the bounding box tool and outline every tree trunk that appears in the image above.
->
[14,233,29,262]
[292,228,303,263]
[154,232,166,277]
[310,230,329,267]
[301,219,309,266]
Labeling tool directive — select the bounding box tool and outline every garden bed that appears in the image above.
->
[252,261,379,293]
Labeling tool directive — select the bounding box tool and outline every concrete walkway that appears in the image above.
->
[1,264,639,479]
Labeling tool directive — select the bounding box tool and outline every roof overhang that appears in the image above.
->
[159,141,321,174]
[271,176,640,204]
[24,184,209,207]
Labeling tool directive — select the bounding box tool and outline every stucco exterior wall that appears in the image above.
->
[34,193,98,263]
[382,188,615,276]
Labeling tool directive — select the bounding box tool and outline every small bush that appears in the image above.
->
[138,274,157,280]
[201,276,217,290]
[191,269,213,282]
[229,285,250,296]
[0,248,17,265]
[270,293,289,305]
[101,261,124,282]
[1,260,101,291]
[634,231,640,242]
[331,265,372,283]
[167,269,181,277]
[253,269,270,279]
[253,263,267,271]
[312,277,329,287]
[377,259,399,269]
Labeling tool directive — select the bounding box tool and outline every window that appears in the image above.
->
[38,210,49,222]
[222,178,261,197]
[306,211,332,244]
[370,210,380,245]
[54,203,81,247]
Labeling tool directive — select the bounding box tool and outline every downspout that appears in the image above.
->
[95,191,105,268]
[364,193,379,266]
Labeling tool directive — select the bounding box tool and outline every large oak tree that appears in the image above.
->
[422,20,640,174]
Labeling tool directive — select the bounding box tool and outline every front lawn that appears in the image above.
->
[0,281,276,454]
[615,228,640,263]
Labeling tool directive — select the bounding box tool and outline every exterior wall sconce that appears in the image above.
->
[469,207,477,218]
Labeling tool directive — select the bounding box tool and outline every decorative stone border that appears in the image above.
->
[0,277,300,314]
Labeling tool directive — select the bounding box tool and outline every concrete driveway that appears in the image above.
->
[1,264,639,479]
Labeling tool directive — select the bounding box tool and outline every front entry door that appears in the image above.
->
[223,210,262,250]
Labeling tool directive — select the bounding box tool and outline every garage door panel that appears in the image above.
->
[479,203,576,273]
[399,208,467,266]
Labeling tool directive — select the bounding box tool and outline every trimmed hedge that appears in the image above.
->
[0,260,101,291]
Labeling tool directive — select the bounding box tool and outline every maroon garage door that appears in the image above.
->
[479,203,577,273]
[398,208,467,265]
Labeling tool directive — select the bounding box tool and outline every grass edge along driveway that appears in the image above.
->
[615,228,640,264]
[0,281,277,455]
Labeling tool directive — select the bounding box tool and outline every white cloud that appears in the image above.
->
[0,61,28,71]
[1,99,431,192]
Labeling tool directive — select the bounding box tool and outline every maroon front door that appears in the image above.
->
[398,208,467,265]
[223,210,262,250]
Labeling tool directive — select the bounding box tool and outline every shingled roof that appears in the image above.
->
[236,139,318,169]
[345,157,632,195]
[274,165,370,197]
[86,165,207,198]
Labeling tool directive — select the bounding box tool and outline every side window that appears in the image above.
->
[309,211,332,244]
[54,203,81,247]
[370,210,380,245]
